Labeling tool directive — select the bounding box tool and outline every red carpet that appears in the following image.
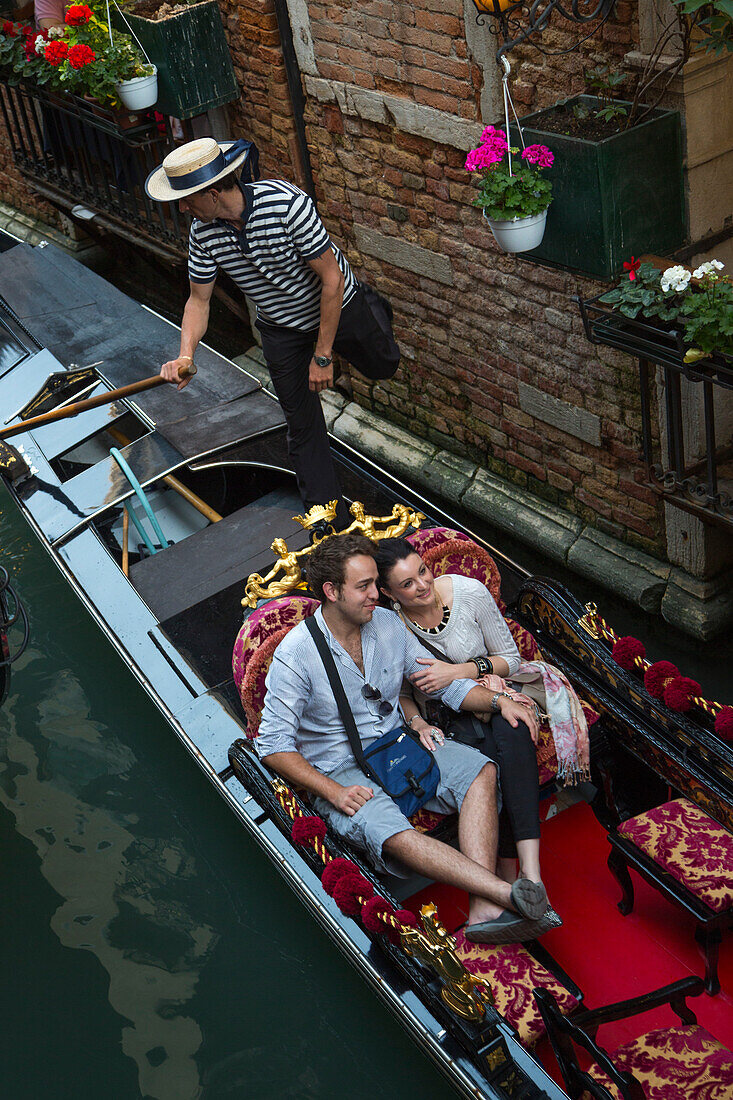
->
[408,799,733,1077]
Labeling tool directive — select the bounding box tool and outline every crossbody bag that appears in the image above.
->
[304,616,440,817]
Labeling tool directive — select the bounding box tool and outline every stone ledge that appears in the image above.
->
[568,527,670,612]
[303,75,483,152]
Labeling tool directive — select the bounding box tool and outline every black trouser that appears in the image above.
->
[256,283,400,521]
[474,715,541,859]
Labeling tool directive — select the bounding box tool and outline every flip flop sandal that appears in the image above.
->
[464,911,536,945]
[510,877,548,921]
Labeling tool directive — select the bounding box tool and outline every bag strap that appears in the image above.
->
[304,615,381,788]
[402,616,489,741]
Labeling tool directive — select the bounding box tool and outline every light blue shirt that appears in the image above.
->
[256,606,475,774]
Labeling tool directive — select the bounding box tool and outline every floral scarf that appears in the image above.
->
[476,663,590,786]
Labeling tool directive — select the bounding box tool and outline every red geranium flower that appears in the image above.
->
[623,256,641,281]
[2,20,16,36]
[67,42,95,68]
[65,4,93,25]
[44,39,68,65]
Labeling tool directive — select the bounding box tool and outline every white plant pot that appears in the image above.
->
[483,208,548,254]
[115,67,158,111]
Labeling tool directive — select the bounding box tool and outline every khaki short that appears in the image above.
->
[313,739,494,877]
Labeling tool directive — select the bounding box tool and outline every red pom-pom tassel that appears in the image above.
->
[291,815,327,845]
[663,676,702,713]
[714,707,733,740]
[361,895,395,933]
[321,857,360,896]
[394,907,420,929]
[644,660,680,699]
[333,872,373,916]
[612,636,646,670]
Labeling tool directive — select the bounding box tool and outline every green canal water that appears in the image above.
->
[0,490,457,1100]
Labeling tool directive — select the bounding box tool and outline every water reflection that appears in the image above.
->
[1,650,216,1099]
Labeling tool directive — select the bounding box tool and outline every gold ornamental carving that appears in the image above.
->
[242,501,425,609]
[400,903,494,1022]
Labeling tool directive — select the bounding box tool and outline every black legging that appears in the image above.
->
[475,714,541,859]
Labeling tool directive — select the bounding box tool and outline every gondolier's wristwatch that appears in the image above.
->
[313,354,332,367]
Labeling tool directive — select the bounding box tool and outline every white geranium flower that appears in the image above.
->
[47,25,65,38]
[660,266,691,293]
[34,34,47,51]
[692,260,725,278]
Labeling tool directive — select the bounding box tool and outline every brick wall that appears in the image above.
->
[218,0,303,181]
[299,1,664,556]
[0,137,61,231]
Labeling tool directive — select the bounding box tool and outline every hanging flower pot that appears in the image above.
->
[483,208,548,253]
[465,125,554,258]
[115,63,157,110]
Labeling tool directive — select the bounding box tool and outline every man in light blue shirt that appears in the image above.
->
[257,533,546,944]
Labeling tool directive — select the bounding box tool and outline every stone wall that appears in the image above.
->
[291,0,664,557]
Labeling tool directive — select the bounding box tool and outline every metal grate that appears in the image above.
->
[0,79,187,261]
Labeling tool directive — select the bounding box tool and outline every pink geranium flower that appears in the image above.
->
[521,144,554,168]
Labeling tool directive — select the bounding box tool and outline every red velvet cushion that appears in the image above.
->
[618,798,733,913]
[232,595,319,736]
[407,527,504,609]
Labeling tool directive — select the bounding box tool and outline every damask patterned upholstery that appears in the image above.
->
[455,930,579,1046]
[232,595,319,736]
[584,1025,733,1100]
[407,527,504,609]
[618,799,733,914]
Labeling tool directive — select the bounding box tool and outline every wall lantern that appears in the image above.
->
[471,0,616,60]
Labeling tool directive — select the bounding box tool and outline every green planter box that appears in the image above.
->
[509,96,687,281]
[113,0,238,120]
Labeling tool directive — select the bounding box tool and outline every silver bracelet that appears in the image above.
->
[490,691,511,714]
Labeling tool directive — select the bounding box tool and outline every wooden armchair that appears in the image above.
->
[533,978,733,1099]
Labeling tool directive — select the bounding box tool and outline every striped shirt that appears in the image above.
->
[187,179,357,331]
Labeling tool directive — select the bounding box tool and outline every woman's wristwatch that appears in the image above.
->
[407,713,423,731]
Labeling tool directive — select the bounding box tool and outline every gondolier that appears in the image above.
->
[145,137,400,523]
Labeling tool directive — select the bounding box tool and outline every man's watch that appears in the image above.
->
[313,354,332,368]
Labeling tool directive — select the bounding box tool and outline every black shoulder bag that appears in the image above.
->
[304,616,440,817]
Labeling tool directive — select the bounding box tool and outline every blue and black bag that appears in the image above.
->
[305,616,439,817]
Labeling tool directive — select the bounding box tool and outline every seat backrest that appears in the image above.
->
[533,989,644,1100]
[406,527,504,609]
[232,594,319,737]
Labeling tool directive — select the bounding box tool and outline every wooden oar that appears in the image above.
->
[0,363,196,441]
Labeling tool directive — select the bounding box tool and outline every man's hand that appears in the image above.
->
[332,783,373,816]
[309,357,334,393]
[410,657,457,695]
[161,356,195,391]
[499,695,540,745]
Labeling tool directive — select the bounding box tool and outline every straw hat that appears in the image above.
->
[145,137,255,201]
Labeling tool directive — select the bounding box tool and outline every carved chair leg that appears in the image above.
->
[695,924,722,996]
[607,847,635,916]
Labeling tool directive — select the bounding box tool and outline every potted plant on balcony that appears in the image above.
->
[111,0,238,120]
[577,258,733,371]
[465,125,554,254]
[507,67,686,281]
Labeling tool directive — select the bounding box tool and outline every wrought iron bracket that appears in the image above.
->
[474,0,616,62]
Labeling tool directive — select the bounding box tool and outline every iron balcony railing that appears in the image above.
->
[0,79,187,262]
[577,293,733,529]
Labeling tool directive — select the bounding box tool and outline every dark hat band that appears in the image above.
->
[166,139,260,191]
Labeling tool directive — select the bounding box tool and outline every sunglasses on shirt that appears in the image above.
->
[361,683,393,718]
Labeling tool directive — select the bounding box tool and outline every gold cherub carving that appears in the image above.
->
[241,500,425,609]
